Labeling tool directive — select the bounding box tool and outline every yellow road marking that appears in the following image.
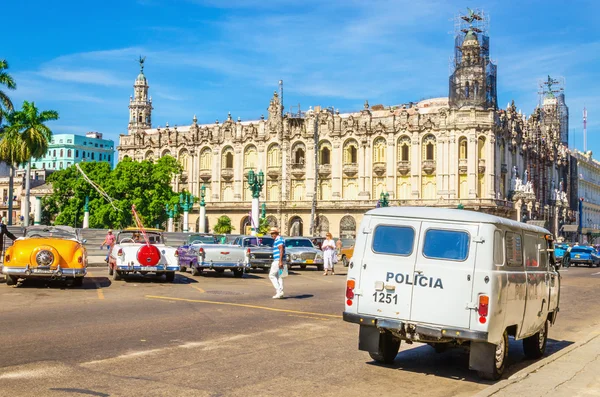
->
[88,271,104,300]
[287,314,330,321]
[145,295,342,319]
[190,285,205,294]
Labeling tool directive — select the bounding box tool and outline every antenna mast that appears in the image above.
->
[584,107,588,152]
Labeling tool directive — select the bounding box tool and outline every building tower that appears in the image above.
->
[449,8,497,109]
[128,56,152,133]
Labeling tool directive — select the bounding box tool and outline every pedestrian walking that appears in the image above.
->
[322,232,337,276]
[269,227,285,299]
[100,229,116,263]
[0,222,17,264]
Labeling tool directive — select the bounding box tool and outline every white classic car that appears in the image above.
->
[108,228,179,282]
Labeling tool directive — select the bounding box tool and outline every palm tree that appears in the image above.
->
[0,59,16,125]
[2,101,58,225]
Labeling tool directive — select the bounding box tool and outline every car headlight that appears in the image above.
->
[316,253,323,259]
[292,254,299,260]
[250,254,255,259]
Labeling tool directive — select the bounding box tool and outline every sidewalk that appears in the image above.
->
[477,331,600,397]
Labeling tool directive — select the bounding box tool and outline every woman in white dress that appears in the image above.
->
[321,233,337,276]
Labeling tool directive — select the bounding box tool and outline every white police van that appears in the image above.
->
[343,207,560,380]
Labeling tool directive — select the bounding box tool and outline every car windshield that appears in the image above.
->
[26,227,77,240]
[243,237,274,247]
[118,231,163,244]
[188,235,216,244]
[285,239,314,248]
[554,244,568,250]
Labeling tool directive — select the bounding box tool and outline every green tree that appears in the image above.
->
[213,215,234,234]
[7,101,58,226]
[0,59,16,125]
[43,155,182,228]
[258,217,270,235]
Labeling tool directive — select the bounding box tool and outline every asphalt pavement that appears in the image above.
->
[0,266,599,396]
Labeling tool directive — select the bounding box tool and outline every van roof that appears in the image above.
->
[367,207,551,234]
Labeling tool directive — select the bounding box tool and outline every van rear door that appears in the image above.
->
[356,217,421,321]
[410,222,479,329]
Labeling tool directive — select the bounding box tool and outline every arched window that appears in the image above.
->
[474,81,479,98]
[465,81,470,99]
[67,149,72,157]
[179,151,189,172]
[222,147,234,169]
[295,148,305,164]
[60,149,63,157]
[138,115,142,123]
[423,135,436,161]
[319,142,332,165]
[53,149,56,157]
[459,137,468,159]
[478,137,486,159]
[373,138,386,163]
[200,148,212,169]
[397,136,410,161]
[343,140,358,164]
[500,139,506,164]
[267,144,280,167]
[244,145,258,169]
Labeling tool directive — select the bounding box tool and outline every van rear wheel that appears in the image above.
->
[523,320,548,359]
[477,330,508,380]
[368,331,401,365]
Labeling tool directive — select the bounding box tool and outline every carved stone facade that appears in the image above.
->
[118,12,573,238]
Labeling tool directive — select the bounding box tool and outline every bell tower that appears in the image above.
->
[128,56,153,133]
[449,8,497,110]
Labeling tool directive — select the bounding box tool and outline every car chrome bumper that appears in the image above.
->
[196,261,249,270]
[288,259,324,265]
[2,265,86,278]
[248,260,272,268]
[342,312,488,342]
[116,264,178,272]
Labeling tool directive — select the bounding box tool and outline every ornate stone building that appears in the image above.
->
[118,9,574,238]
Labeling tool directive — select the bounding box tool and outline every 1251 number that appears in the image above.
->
[372,292,398,304]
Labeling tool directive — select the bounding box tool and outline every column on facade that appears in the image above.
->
[193,148,200,198]
[358,143,366,195]
[436,137,445,197]
[364,142,372,198]
[468,133,477,198]
[411,136,420,199]
[306,143,316,201]
[386,139,395,197]
[212,150,220,201]
[448,136,457,199]
[281,141,288,201]
[332,142,342,199]
[234,147,243,200]
[487,134,495,199]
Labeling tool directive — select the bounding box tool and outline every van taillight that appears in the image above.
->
[199,248,205,257]
[174,250,179,257]
[478,295,489,323]
[117,248,123,256]
[246,248,251,256]
[346,279,356,305]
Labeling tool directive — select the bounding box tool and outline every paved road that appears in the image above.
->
[0,266,599,397]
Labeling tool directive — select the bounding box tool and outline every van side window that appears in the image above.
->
[423,229,469,261]
[505,232,523,267]
[372,225,414,256]
[538,236,548,269]
[524,234,540,268]
[494,230,504,266]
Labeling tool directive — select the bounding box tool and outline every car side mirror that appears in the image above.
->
[82,239,87,244]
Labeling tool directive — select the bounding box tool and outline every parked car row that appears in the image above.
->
[554,242,600,267]
[1,227,355,287]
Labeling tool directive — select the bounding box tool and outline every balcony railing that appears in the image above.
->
[199,169,212,181]
[221,168,234,180]
[459,159,467,175]
[318,164,332,177]
[290,163,305,178]
[373,162,386,176]
[343,163,358,177]
[422,160,436,175]
[267,166,282,179]
[397,160,410,175]
[478,159,486,174]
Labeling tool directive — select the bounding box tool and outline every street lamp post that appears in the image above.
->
[179,191,196,232]
[199,184,207,233]
[379,192,390,208]
[165,203,178,233]
[83,196,90,228]
[247,169,264,236]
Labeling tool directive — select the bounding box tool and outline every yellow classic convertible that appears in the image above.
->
[2,225,87,287]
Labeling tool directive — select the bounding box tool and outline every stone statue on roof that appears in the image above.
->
[138,56,146,72]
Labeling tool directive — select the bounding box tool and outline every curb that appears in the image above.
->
[475,330,600,397]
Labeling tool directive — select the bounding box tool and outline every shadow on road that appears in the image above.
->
[115,273,198,284]
[366,337,574,384]
[285,294,314,300]
[10,277,110,290]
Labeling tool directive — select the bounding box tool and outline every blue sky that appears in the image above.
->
[3,0,600,154]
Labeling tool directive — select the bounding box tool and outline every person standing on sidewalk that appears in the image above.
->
[269,227,285,299]
[100,229,116,263]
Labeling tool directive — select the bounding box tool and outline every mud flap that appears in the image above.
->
[358,325,381,352]
[469,341,495,373]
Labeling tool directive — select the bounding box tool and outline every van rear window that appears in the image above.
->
[372,225,414,256]
[423,229,470,261]
[505,232,523,267]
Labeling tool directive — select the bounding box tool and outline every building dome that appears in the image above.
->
[462,29,479,46]
[136,72,147,84]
